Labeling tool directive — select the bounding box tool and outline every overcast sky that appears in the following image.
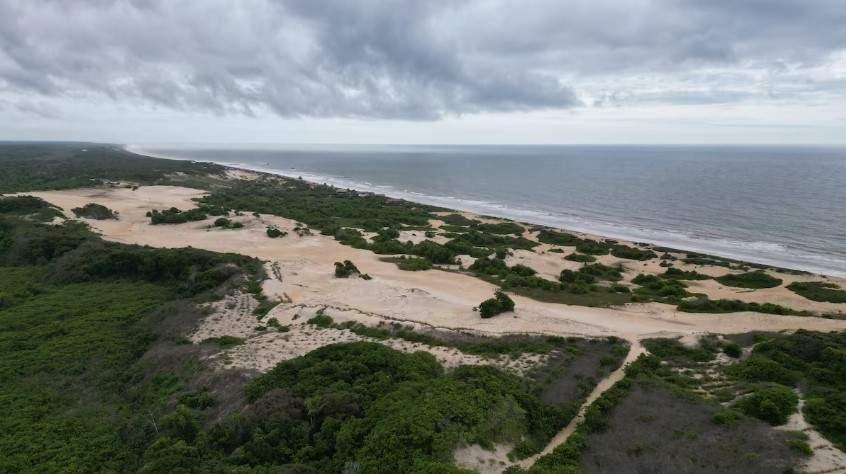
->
[1,0,845,145]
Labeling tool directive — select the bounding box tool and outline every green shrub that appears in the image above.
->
[306,313,334,328]
[71,203,118,220]
[564,252,596,263]
[202,335,245,348]
[148,207,209,225]
[786,281,846,303]
[392,256,432,271]
[662,267,711,280]
[725,355,797,386]
[479,290,515,318]
[0,195,64,222]
[733,384,798,425]
[536,229,581,246]
[578,263,623,281]
[575,240,611,255]
[610,245,657,260]
[715,270,782,289]
[632,274,690,302]
[723,343,742,358]
[266,225,287,238]
[677,297,805,316]
[440,213,478,226]
[475,222,524,235]
[334,260,361,278]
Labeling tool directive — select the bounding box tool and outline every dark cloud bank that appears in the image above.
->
[0,0,844,119]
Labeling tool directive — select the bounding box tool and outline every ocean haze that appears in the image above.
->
[135,144,846,277]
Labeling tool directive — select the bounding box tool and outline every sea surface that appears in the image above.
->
[131,144,846,277]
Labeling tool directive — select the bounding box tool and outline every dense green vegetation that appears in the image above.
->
[0,208,261,471]
[715,270,783,289]
[0,195,64,222]
[0,142,222,192]
[71,202,118,219]
[478,290,515,318]
[787,281,846,303]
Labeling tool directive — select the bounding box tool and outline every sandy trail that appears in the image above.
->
[25,185,846,343]
[516,339,646,470]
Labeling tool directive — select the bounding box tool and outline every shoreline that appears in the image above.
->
[125,144,846,278]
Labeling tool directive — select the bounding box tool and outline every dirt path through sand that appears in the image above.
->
[516,339,646,470]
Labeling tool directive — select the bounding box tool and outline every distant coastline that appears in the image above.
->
[125,144,846,278]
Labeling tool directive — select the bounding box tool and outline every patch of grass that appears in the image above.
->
[715,270,783,289]
[787,281,846,303]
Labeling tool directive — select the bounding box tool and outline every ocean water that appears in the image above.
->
[132,144,846,277]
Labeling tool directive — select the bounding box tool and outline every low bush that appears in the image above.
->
[662,267,711,280]
[147,207,209,225]
[723,343,742,358]
[536,229,582,246]
[334,260,361,278]
[733,384,798,425]
[391,256,432,271]
[787,281,846,303]
[575,239,611,255]
[71,203,118,220]
[265,225,287,238]
[716,270,782,289]
[479,290,515,318]
[564,252,596,263]
[677,297,805,316]
[202,335,245,348]
[577,263,623,281]
[610,245,657,260]
[475,222,524,235]
[631,274,690,303]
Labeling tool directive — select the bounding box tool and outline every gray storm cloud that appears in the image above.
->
[0,0,844,120]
